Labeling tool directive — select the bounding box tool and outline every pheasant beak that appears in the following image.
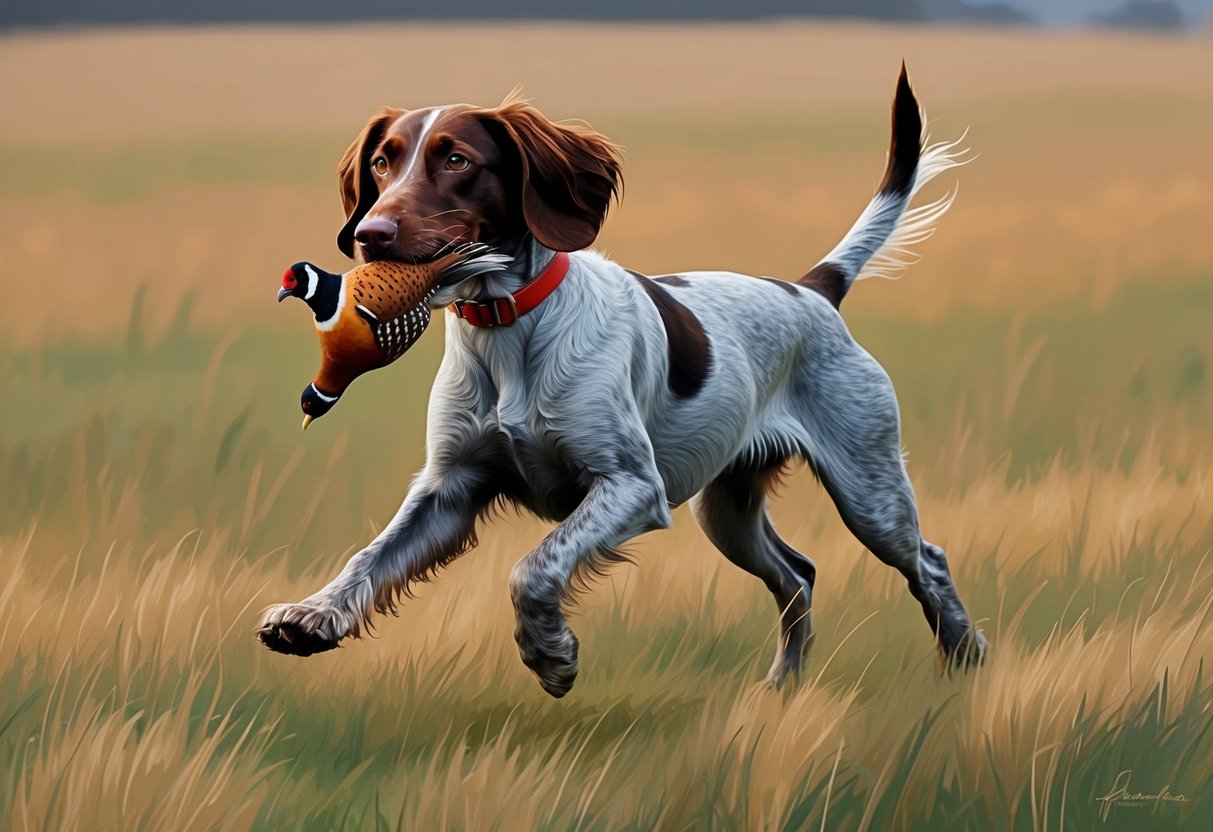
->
[277,287,293,302]
[301,415,314,431]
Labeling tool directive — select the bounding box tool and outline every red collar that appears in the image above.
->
[449,251,570,328]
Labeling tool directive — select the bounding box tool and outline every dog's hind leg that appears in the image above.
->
[796,345,987,670]
[693,461,816,686]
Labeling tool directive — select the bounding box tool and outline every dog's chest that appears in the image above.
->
[488,416,589,522]
[461,328,596,520]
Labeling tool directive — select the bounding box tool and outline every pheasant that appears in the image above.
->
[278,244,509,428]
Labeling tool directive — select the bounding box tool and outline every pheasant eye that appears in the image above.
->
[282,269,297,289]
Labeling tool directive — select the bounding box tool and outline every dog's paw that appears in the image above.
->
[941,628,988,674]
[255,602,348,657]
[517,625,580,699]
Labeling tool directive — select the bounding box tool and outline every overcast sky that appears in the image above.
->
[3,0,1211,29]
[1016,0,1211,25]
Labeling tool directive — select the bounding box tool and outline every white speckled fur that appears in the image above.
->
[258,101,987,696]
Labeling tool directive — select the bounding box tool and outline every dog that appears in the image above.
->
[256,65,988,697]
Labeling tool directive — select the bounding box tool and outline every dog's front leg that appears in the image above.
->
[511,473,671,697]
[257,453,502,657]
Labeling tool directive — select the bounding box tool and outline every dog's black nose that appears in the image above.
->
[354,216,397,249]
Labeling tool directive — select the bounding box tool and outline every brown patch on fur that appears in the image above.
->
[655,274,690,287]
[760,277,800,296]
[797,262,847,309]
[628,270,711,398]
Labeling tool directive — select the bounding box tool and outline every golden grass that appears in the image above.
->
[4,436,1210,828]
[1,21,1211,831]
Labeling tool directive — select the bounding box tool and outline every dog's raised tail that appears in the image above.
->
[799,63,968,308]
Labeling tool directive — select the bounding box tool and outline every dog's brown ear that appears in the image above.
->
[479,102,622,252]
[336,107,405,259]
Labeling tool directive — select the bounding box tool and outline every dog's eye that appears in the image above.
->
[445,153,470,172]
[371,157,389,177]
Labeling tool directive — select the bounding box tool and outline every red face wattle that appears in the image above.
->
[277,267,302,303]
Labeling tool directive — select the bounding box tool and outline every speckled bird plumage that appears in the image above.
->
[278,243,509,426]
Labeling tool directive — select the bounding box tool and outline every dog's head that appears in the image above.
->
[336,99,623,263]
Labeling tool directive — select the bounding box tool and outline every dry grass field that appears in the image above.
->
[2,20,1212,830]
